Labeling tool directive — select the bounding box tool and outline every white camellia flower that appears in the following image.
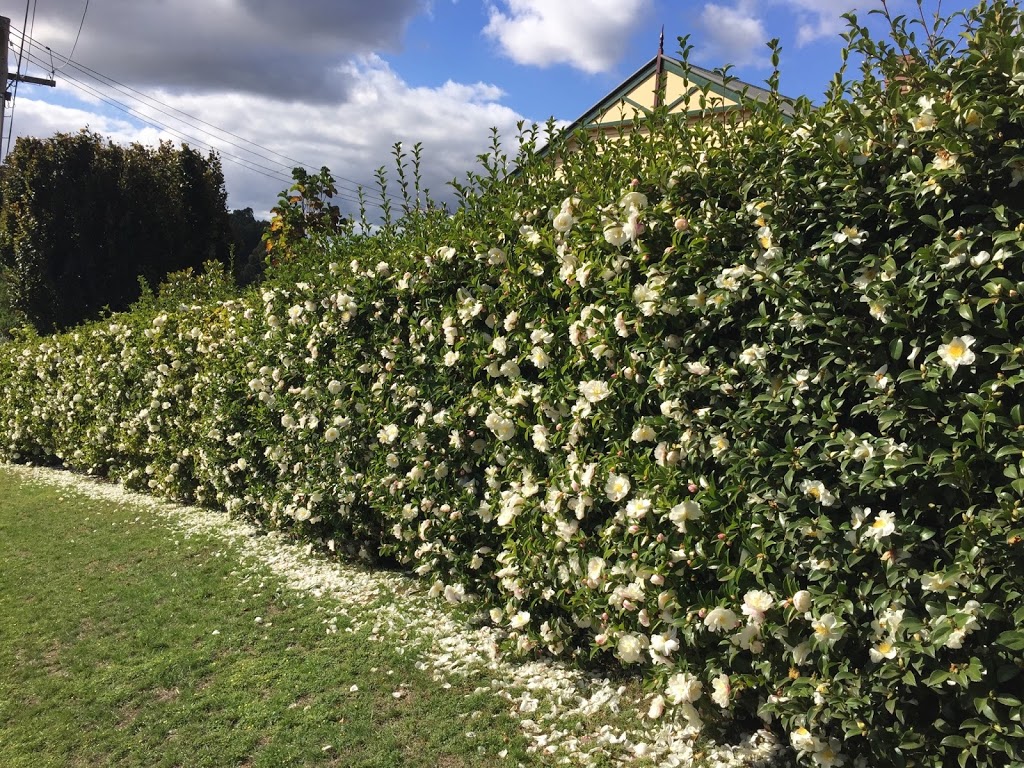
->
[741,590,774,624]
[790,726,819,753]
[625,497,651,519]
[866,365,892,391]
[552,210,575,233]
[851,440,875,462]
[833,225,866,245]
[324,427,340,442]
[703,606,740,633]
[937,335,976,372]
[970,250,991,267]
[687,361,711,376]
[710,674,731,708]
[665,672,703,704]
[800,479,837,506]
[579,379,611,403]
[632,280,662,315]
[485,412,516,442]
[869,638,898,663]
[730,623,763,653]
[605,473,631,502]
[932,149,959,171]
[668,500,702,532]
[377,424,399,444]
[863,509,896,540]
[616,632,648,664]
[814,738,845,768]
[739,344,767,365]
[603,223,629,248]
[710,434,730,457]
[509,611,530,629]
[630,424,656,443]
[911,96,937,132]
[531,424,550,452]
[921,572,958,593]
[812,613,843,644]
[529,346,550,368]
[860,294,890,323]
[650,631,679,661]
[620,191,648,211]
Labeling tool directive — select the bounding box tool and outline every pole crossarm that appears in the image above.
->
[9,73,56,88]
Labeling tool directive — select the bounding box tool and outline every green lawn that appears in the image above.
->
[0,465,534,768]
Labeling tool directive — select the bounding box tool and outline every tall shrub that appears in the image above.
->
[1,3,1022,765]
[0,131,232,332]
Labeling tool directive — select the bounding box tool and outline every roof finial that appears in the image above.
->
[654,25,667,108]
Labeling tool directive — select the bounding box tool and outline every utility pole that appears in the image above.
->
[1,16,9,146]
[1,15,56,157]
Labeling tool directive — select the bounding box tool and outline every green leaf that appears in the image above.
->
[995,630,1024,651]
[962,412,981,434]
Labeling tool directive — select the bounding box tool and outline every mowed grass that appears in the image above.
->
[0,466,534,768]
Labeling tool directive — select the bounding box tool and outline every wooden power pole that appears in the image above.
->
[1,15,56,157]
[1,16,9,147]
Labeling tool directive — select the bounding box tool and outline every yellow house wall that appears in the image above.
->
[664,75,738,113]
[591,72,741,127]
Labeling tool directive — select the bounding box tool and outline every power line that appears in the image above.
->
[31,52,297,179]
[23,55,294,187]
[50,0,89,73]
[44,47,383,200]
[5,0,36,156]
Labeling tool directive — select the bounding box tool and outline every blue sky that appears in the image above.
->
[4,0,980,217]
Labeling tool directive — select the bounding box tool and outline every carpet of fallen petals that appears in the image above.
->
[4,463,782,767]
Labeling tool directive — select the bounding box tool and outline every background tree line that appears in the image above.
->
[0,130,269,336]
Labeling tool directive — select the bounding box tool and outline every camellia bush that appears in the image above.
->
[2,3,1022,765]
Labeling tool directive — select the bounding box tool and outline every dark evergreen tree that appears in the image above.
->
[0,130,232,332]
[227,207,270,286]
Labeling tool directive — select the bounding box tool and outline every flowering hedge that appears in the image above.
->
[3,4,1023,766]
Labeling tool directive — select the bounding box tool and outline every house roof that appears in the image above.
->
[555,52,799,140]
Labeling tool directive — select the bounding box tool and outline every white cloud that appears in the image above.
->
[694,2,770,68]
[692,0,860,68]
[483,0,653,74]
[26,0,425,100]
[9,57,527,221]
[784,0,858,45]
[10,99,178,146]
